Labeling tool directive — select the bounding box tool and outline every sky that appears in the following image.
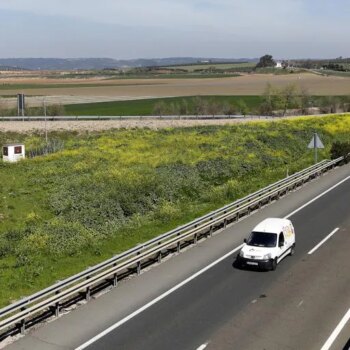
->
[0,0,349,59]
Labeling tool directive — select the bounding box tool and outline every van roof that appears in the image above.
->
[253,218,291,234]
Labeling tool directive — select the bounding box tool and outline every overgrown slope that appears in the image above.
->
[0,115,349,307]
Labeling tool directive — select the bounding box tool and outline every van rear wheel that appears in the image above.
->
[271,258,277,271]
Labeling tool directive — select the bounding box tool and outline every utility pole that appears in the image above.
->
[313,132,317,163]
[44,97,48,143]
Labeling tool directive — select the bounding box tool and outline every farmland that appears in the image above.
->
[1,73,350,110]
[0,114,350,307]
[64,96,263,116]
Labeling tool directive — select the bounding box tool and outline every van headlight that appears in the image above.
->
[239,250,244,257]
[263,253,272,260]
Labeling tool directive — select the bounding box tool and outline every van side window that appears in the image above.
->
[279,232,285,246]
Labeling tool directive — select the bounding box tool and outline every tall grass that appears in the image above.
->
[0,114,350,306]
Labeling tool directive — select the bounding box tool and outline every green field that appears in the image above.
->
[0,115,350,307]
[65,96,263,116]
[64,95,349,117]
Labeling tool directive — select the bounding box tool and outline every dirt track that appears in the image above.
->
[0,116,325,133]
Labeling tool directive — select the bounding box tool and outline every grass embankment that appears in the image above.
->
[65,96,263,116]
[0,115,350,307]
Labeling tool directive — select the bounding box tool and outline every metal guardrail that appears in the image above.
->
[0,115,289,121]
[0,156,344,337]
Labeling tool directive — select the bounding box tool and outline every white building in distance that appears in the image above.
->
[275,61,283,68]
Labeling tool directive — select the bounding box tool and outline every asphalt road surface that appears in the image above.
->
[84,170,350,350]
[6,164,350,350]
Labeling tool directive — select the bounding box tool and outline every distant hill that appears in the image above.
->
[0,65,27,71]
[0,57,258,71]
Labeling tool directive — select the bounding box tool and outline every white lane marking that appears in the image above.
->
[284,175,350,219]
[76,174,350,349]
[75,245,243,350]
[320,308,350,350]
[297,300,304,308]
[197,342,209,350]
[308,228,339,255]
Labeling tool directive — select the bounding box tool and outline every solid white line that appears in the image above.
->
[196,342,209,350]
[76,174,350,350]
[320,308,350,350]
[75,245,243,350]
[284,175,350,219]
[308,228,339,255]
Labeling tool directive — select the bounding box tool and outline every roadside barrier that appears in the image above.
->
[0,114,312,121]
[0,156,344,338]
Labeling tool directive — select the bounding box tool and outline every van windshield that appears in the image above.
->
[246,232,277,248]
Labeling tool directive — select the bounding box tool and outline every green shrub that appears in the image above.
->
[330,141,350,163]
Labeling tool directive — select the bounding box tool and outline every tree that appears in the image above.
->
[259,83,283,115]
[280,84,299,116]
[47,104,65,116]
[222,101,236,116]
[256,55,276,68]
[299,87,311,115]
[153,101,167,116]
[237,100,249,117]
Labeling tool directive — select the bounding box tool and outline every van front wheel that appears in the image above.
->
[289,244,295,256]
[271,258,277,271]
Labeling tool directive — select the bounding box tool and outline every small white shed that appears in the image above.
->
[275,61,283,68]
[2,144,25,162]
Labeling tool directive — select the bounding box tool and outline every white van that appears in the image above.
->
[237,218,295,270]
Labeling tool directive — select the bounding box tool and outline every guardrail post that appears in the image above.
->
[113,273,118,287]
[177,241,181,253]
[20,318,26,335]
[85,276,91,301]
[223,219,227,228]
[209,225,213,237]
[86,287,91,301]
[194,233,198,244]
[158,251,162,263]
[135,250,142,275]
[18,306,26,334]
[55,290,60,317]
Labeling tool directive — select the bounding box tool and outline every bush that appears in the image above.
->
[330,141,350,163]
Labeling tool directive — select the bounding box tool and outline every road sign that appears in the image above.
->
[308,133,324,149]
[308,133,324,163]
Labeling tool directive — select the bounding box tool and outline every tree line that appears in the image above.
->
[152,85,350,117]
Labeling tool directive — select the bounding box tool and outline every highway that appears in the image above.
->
[6,164,350,350]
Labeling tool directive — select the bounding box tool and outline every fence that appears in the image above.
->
[0,115,301,121]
